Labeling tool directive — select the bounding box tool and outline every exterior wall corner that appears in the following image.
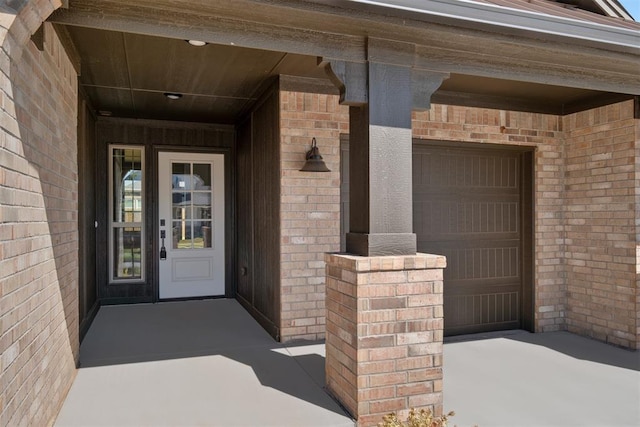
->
[278,89,348,342]
[563,99,638,349]
[0,1,79,424]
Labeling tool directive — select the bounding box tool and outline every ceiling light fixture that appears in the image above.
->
[187,40,207,47]
[98,110,112,116]
[164,92,183,100]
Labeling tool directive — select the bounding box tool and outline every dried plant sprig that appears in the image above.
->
[379,408,456,427]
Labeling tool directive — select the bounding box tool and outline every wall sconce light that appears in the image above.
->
[300,138,330,172]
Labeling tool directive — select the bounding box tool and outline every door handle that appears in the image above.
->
[160,222,167,260]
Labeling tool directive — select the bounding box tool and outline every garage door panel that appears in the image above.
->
[413,142,529,336]
[339,138,532,336]
[413,149,520,189]
[414,200,519,238]
[442,247,519,282]
[445,291,520,335]
[445,280,521,293]
[418,233,519,243]
[413,188,520,198]
[419,241,519,282]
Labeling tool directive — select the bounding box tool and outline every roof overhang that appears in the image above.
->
[312,0,640,53]
[565,0,634,19]
[47,0,640,121]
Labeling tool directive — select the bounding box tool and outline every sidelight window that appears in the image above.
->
[109,146,145,282]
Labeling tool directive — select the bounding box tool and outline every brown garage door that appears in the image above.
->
[413,141,533,336]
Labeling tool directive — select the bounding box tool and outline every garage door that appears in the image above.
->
[413,141,533,336]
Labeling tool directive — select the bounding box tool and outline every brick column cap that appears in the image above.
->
[325,252,446,272]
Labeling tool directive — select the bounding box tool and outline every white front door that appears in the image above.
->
[158,152,225,298]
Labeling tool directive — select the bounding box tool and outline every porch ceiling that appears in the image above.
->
[50,0,637,123]
[60,24,630,123]
[65,26,327,123]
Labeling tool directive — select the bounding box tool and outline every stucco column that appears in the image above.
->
[325,253,446,426]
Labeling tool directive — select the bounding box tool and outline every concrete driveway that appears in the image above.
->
[444,331,640,427]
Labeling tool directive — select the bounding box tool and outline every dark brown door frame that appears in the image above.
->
[520,149,535,332]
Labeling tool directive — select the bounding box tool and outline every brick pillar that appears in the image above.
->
[325,253,446,427]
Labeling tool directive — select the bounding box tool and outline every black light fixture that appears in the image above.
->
[300,137,330,172]
[164,92,183,100]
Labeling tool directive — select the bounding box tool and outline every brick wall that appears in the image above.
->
[281,97,566,339]
[563,101,638,349]
[636,114,640,350]
[1,3,78,424]
[413,106,566,332]
[278,92,638,348]
[279,90,348,341]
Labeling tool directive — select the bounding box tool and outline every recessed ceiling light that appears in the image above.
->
[187,40,207,47]
[164,92,183,100]
[98,110,112,116]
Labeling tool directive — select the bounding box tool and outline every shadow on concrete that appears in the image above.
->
[443,330,640,427]
[506,330,640,371]
[445,329,639,371]
[78,299,347,418]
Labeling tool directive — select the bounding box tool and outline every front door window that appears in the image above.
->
[171,162,213,249]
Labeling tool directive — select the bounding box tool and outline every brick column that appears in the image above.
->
[325,253,446,427]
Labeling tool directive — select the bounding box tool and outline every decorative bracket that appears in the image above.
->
[320,59,368,106]
[321,43,448,111]
[412,69,450,111]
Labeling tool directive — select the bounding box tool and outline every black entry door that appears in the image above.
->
[413,141,533,336]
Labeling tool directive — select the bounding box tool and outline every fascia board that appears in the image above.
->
[315,0,640,53]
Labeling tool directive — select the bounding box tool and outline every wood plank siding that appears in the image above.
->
[77,92,99,339]
[236,81,281,339]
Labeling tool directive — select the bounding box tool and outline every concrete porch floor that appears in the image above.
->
[54,299,354,427]
[55,299,640,427]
